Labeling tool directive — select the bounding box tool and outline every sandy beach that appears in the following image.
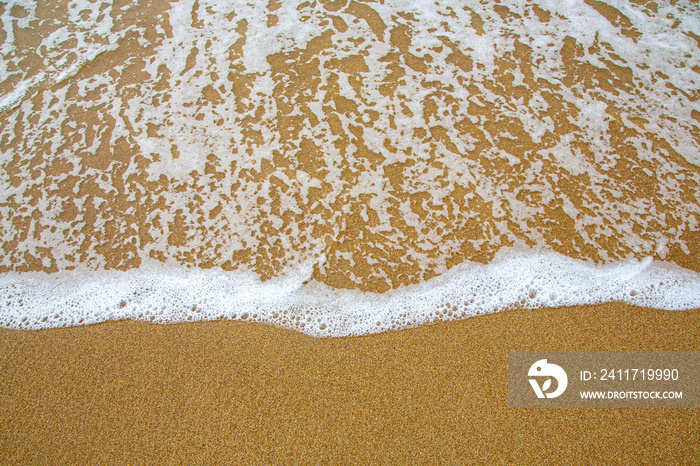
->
[2,0,700,463]
[2,303,699,465]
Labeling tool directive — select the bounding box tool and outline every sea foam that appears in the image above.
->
[1,249,698,337]
[2,0,699,290]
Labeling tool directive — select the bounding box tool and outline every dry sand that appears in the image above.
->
[1,303,698,465]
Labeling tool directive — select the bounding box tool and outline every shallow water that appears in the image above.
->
[1,0,699,335]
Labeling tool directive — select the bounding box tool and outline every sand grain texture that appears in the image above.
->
[1,304,699,465]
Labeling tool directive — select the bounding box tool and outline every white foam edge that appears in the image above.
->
[1,248,699,337]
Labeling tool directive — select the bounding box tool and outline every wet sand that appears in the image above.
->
[2,303,699,465]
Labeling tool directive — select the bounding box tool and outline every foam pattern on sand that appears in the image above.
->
[1,0,699,294]
[2,249,699,337]
[0,0,132,112]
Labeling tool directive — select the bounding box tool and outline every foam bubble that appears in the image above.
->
[1,249,698,337]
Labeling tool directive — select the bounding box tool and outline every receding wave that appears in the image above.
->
[0,0,699,335]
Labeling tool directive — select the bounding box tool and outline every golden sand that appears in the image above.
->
[1,303,699,465]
